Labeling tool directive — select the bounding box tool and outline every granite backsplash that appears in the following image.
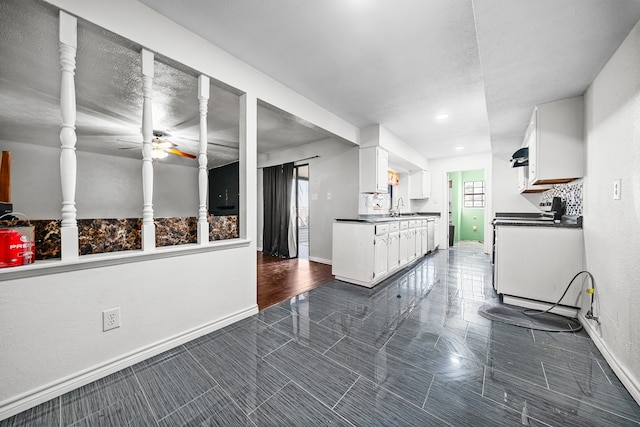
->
[1,215,239,260]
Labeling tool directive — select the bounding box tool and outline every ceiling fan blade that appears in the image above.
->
[207,141,240,150]
[166,147,196,159]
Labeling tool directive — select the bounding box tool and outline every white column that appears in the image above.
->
[141,49,155,251]
[197,75,210,245]
[59,11,79,261]
[239,93,257,241]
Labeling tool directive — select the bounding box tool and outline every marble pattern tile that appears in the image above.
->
[224,317,292,358]
[131,346,218,421]
[4,241,640,427]
[187,337,289,413]
[248,382,352,426]
[61,368,155,426]
[334,377,443,426]
[158,386,251,427]
[270,314,344,354]
[263,341,359,407]
[0,398,59,427]
[324,336,434,407]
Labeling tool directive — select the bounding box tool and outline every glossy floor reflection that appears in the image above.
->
[3,242,640,426]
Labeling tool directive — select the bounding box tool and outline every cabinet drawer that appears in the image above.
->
[400,221,409,230]
[389,222,399,232]
[375,224,389,235]
[408,220,416,228]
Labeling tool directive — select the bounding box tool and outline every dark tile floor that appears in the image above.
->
[3,242,640,426]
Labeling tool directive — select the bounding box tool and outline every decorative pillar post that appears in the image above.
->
[239,93,257,241]
[197,75,210,245]
[59,11,79,260]
[141,49,155,251]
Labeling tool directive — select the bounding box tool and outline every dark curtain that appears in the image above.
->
[263,162,294,258]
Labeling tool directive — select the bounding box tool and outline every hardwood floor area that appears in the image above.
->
[257,252,334,310]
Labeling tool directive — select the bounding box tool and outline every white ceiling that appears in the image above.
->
[138,0,640,160]
[2,0,640,167]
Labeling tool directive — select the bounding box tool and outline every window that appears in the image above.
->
[464,181,485,208]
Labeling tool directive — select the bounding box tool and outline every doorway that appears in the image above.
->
[447,169,486,245]
[292,164,309,259]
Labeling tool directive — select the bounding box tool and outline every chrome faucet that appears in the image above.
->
[390,197,404,216]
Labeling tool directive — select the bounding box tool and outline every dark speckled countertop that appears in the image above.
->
[492,213,582,229]
[335,213,439,223]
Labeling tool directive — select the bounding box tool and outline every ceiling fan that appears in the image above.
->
[117,130,196,159]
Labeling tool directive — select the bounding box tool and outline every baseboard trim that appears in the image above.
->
[309,256,332,265]
[579,313,640,405]
[0,304,258,421]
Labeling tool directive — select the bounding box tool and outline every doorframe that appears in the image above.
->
[293,163,309,259]
[441,167,491,255]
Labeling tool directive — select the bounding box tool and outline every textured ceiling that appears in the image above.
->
[138,0,640,160]
[2,0,640,168]
[0,0,328,168]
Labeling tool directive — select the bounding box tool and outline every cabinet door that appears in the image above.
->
[399,231,408,265]
[421,227,428,255]
[387,231,400,272]
[376,148,389,193]
[407,229,416,261]
[410,170,431,199]
[433,219,440,249]
[528,109,538,184]
[415,227,423,256]
[373,234,388,279]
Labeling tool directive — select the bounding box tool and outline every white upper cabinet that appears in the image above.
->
[409,170,431,199]
[359,146,389,193]
[528,96,584,185]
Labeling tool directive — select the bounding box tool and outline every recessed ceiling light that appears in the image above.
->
[436,113,449,120]
[455,146,464,151]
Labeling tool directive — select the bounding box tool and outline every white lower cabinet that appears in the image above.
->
[495,225,584,308]
[373,233,388,280]
[407,221,416,261]
[332,217,438,288]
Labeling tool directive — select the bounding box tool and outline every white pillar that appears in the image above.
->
[239,93,257,241]
[59,11,79,261]
[197,75,210,245]
[141,49,155,251]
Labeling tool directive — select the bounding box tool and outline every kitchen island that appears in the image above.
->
[332,215,440,287]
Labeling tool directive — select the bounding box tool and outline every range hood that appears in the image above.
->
[510,147,528,168]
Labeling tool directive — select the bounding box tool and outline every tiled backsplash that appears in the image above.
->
[541,180,583,215]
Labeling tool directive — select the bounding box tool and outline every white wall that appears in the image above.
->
[257,138,359,263]
[492,155,542,214]
[581,19,640,401]
[413,152,493,253]
[2,140,198,220]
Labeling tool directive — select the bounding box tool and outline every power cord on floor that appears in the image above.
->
[523,270,598,325]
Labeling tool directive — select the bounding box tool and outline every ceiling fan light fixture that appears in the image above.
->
[152,148,169,159]
[436,113,449,121]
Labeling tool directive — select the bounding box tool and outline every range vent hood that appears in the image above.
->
[510,147,528,168]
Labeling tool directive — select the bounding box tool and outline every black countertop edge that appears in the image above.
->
[335,214,440,223]
[493,219,582,229]
[494,212,546,218]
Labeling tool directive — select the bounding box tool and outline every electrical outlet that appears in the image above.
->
[102,307,121,332]
[613,179,621,200]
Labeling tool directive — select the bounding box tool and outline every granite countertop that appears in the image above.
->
[335,213,439,223]
[493,214,582,229]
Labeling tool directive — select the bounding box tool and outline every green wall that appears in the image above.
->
[448,169,484,243]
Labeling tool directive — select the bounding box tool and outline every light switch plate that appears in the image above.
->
[613,179,621,200]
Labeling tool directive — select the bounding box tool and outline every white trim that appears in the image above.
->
[502,296,579,317]
[0,238,251,282]
[308,256,332,265]
[0,304,258,421]
[579,314,640,405]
